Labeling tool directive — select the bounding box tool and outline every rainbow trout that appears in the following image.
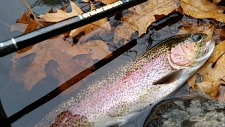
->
[36,33,214,127]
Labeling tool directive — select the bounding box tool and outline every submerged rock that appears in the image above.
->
[144,97,225,127]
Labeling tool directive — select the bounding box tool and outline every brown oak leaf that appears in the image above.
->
[82,0,118,4]
[188,41,225,99]
[16,11,31,24]
[11,34,111,90]
[180,0,225,23]
[177,23,215,41]
[113,0,179,44]
[40,1,111,38]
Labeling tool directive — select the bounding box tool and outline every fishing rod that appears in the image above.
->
[0,0,147,57]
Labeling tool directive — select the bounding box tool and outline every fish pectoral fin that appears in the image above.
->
[152,69,183,85]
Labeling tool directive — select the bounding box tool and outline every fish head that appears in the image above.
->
[168,33,215,69]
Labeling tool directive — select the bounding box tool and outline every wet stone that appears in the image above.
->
[144,97,225,127]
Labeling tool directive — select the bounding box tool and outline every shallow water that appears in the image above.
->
[0,0,225,127]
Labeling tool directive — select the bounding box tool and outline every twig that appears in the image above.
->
[21,0,42,26]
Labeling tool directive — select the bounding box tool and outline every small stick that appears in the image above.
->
[21,0,42,26]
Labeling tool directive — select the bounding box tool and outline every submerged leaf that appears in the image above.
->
[11,32,111,90]
[66,40,111,60]
[180,0,225,23]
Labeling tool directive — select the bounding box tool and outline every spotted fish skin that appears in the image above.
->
[36,33,214,127]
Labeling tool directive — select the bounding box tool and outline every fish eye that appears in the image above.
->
[191,34,202,42]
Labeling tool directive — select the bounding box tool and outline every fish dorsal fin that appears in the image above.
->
[152,69,183,85]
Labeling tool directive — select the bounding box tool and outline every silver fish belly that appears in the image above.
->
[36,33,215,127]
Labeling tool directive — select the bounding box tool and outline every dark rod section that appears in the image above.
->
[0,100,11,127]
[0,0,146,57]
[7,39,137,124]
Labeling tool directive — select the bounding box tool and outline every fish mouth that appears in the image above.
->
[196,40,215,63]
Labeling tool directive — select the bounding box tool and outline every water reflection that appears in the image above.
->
[0,7,185,126]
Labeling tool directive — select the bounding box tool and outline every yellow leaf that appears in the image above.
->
[177,24,215,41]
[119,0,179,37]
[82,0,118,4]
[16,11,31,24]
[40,1,82,22]
[40,1,110,37]
[188,40,225,99]
[196,80,220,98]
[69,17,110,37]
[95,0,118,4]
[180,0,225,23]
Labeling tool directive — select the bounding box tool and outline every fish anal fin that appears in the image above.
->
[152,69,183,85]
[50,111,93,127]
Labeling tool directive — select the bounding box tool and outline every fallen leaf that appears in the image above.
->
[69,18,110,37]
[16,11,31,24]
[66,40,111,59]
[196,80,220,98]
[95,0,118,4]
[24,19,41,33]
[116,0,179,39]
[40,1,110,38]
[113,22,136,44]
[82,0,118,4]
[180,0,225,23]
[40,1,82,22]
[177,23,215,41]
[12,10,34,33]
[11,33,112,90]
[188,40,225,99]
[213,0,222,5]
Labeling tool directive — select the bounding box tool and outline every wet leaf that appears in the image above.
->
[66,40,111,59]
[16,11,31,24]
[24,19,40,33]
[69,18,110,38]
[188,41,225,99]
[40,1,110,38]
[178,23,215,41]
[113,22,136,44]
[94,0,118,4]
[11,31,111,90]
[13,9,40,33]
[82,0,118,4]
[40,1,82,22]
[114,0,179,42]
[180,0,225,23]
